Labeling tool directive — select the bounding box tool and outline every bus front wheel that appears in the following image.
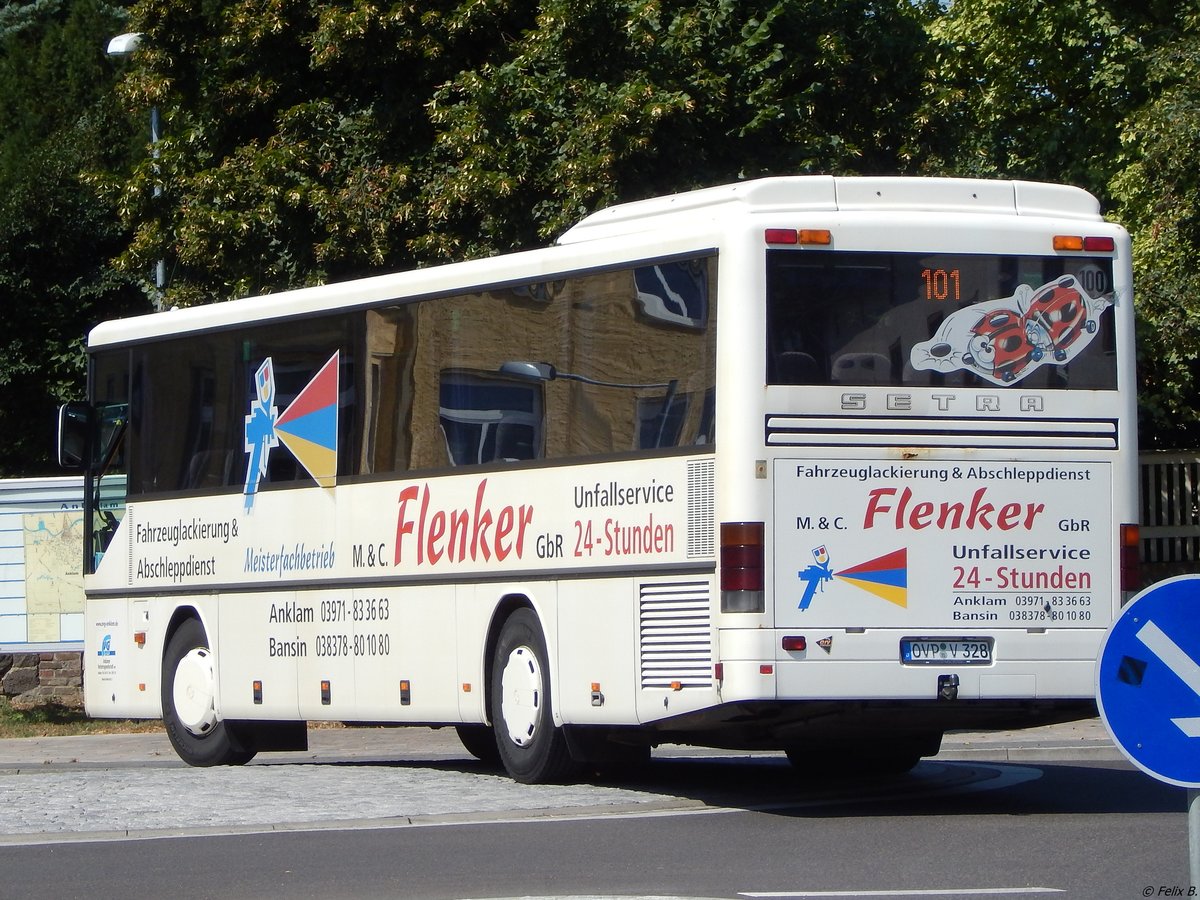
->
[161,618,255,767]
[490,609,580,784]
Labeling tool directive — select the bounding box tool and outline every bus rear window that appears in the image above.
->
[766,250,1117,389]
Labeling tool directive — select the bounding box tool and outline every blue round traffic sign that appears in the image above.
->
[1097,574,1200,788]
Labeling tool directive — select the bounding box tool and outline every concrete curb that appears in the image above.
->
[0,718,1123,769]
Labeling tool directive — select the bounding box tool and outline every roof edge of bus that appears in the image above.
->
[556,175,1102,245]
[86,175,1106,349]
[85,244,566,349]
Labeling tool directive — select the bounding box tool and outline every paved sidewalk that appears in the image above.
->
[0,716,1122,770]
[937,716,1122,762]
[0,718,1124,843]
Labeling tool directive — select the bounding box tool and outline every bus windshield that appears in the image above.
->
[766,250,1117,390]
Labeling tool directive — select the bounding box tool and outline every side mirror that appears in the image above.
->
[57,402,93,469]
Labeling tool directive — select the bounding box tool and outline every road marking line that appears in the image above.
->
[740,889,1064,898]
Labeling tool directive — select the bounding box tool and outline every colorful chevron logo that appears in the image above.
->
[275,352,339,488]
[243,351,339,510]
[835,548,907,608]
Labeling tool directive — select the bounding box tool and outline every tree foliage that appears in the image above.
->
[1108,11,1200,447]
[108,0,543,303]
[4,0,1200,474]
[918,0,1182,195]
[917,1,1200,446]
[0,0,148,475]
[416,0,932,259]
[111,0,932,301]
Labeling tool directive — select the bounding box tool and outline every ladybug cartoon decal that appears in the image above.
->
[1025,276,1096,362]
[911,275,1110,386]
[966,309,1040,383]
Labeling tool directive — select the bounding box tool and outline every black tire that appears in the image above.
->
[565,726,653,779]
[490,608,581,784]
[455,723,501,765]
[161,618,256,767]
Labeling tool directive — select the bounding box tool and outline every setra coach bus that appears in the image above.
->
[58,176,1138,782]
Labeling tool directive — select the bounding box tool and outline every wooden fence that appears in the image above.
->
[1140,451,1200,582]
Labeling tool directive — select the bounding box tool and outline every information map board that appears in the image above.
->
[0,477,87,651]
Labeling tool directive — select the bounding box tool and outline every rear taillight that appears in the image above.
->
[721,522,764,612]
[764,228,831,246]
[1052,234,1116,252]
[1120,523,1141,595]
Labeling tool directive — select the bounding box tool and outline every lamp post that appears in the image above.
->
[106,31,166,310]
[500,361,680,448]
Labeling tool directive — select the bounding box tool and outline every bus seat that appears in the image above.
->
[776,351,819,384]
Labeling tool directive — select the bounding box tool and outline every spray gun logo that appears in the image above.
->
[798,545,834,610]
[794,546,909,611]
[243,358,280,513]
[242,352,340,513]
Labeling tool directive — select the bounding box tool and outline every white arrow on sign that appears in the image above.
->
[1136,620,1200,737]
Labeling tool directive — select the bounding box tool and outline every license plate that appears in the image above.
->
[900,638,993,665]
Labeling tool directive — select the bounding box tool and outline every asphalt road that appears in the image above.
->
[0,744,1185,900]
[0,717,1123,840]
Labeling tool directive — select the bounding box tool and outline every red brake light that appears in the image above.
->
[721,522,764,592]
[1054,234,1115,253]
[765,228,831,245]
[1120,523,1141,594]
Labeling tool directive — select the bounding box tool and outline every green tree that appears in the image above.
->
[111,0,933,302]
[0,0,148,475]
[918,0,1174,197]
[407,0,934,259]
[81,0,1200,454]
[917,1,1200,448]
[1108,12,1200,448]
[109,0,541,305]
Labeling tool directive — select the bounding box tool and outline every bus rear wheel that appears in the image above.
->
[785,733,939,776]
[490,608,581,784]
[161,618,255,767]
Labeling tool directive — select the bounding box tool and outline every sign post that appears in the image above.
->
[1097,575,1200,888]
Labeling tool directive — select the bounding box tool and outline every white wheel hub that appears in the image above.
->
[172,647,218,736]
[499,645,542,747]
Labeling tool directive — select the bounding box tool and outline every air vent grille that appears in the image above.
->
[639,580,712,689]
[766,415,1118,451]
[687,459,715,558]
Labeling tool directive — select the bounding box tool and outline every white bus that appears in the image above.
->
[60,176,1139,781]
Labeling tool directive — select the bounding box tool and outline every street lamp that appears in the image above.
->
[500,361,680,448]
[106,31,143,55]
[499,361,675,392]
[107,31,166,309]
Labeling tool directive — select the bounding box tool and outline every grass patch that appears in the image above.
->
[0,696,159,739]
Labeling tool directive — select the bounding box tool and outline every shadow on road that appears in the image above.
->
[276,752,1185,819]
